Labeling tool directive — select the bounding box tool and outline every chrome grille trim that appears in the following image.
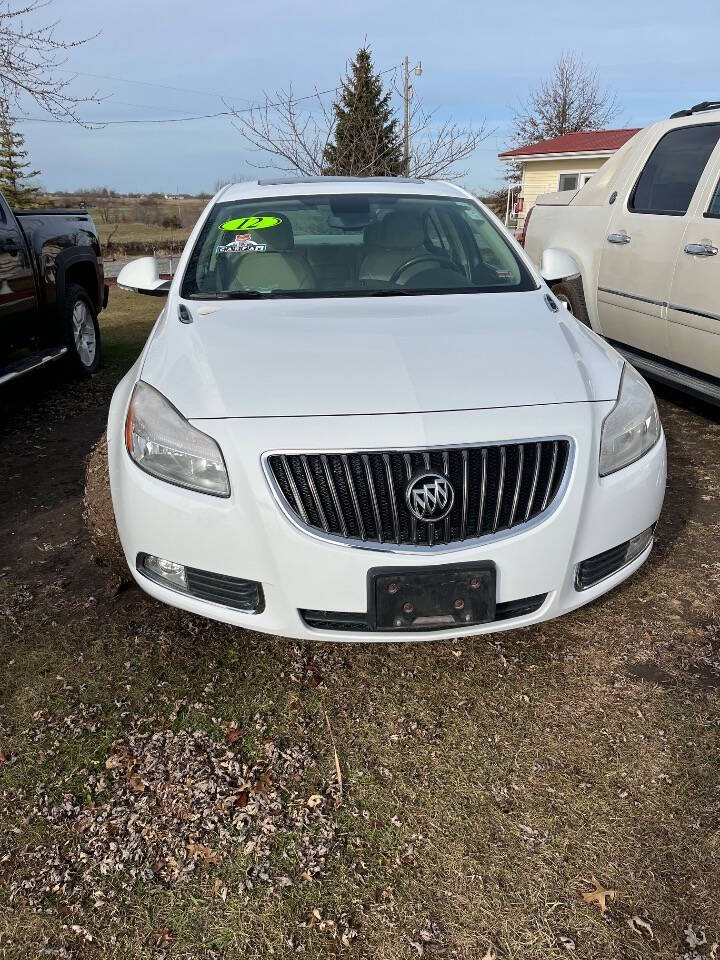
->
[263,437,573,555]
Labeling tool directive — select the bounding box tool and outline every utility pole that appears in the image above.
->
[403,56,422,176]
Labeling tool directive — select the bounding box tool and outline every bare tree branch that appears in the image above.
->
[227,86,334,176]
[226,67,490,181]
[510,51,619,146]
[0,0,101,121]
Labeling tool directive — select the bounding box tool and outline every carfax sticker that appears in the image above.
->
[215,234,267,254]
[219,215,282,231]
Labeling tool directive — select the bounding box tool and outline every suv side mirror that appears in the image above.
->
[117,256,171,297]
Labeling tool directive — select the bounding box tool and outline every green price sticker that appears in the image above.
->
[219,215,282,231]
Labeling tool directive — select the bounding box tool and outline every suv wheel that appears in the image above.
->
[551,278,591,327]
[65,283,101,375]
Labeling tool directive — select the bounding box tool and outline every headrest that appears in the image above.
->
[363,219,384,247]
[378,210,426,249]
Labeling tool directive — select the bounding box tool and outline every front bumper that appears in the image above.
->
[108,379,667,642]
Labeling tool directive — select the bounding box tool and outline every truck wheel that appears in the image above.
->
[551,279,591,327]
[64,283,101,375]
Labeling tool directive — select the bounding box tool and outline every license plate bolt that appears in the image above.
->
[470,577,480,589]
[402,601,414,614]
[388,582,398,594]
[454,598,465,610]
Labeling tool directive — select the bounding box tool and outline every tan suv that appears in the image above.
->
[524,101,720,403]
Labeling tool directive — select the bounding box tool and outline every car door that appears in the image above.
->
[0,195,38,353]
[666,142,720,378]
[597,123,720,359]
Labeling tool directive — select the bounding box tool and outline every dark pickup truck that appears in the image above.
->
[0,194,108,386]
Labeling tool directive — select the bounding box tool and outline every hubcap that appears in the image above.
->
[72,301,96,367]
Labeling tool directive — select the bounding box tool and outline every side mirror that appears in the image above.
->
[117,256,171,297]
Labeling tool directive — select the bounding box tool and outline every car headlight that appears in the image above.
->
[599,363,660,476]
[125,381,230,497]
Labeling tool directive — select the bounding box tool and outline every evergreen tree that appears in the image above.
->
[323,47,403,177]
[0,103,41,207]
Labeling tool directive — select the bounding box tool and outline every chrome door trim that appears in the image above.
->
[667,302,720,324]
[597,286,666,309]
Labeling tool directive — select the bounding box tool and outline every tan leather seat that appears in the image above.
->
[359,211,427,282]
[226,215,315,291]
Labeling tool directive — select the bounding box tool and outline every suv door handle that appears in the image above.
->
[0,237,19,254]
[684,242,718,257]
[607,233,631,245]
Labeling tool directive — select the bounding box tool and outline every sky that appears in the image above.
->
[17,0,720,195]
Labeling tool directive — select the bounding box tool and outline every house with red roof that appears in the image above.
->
[498,128,641,228]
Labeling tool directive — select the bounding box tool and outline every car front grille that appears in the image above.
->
[266,440,570,549]
[300,593,548,632]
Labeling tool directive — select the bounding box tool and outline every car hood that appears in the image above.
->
[140,290,623,418]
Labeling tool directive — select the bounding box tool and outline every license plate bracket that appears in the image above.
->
[368,561,496,632]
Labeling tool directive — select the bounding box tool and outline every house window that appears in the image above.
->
[558,172,595,192]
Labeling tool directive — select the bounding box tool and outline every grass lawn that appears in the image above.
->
[0,291,719,959]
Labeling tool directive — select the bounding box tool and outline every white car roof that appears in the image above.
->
[216,176,467,203]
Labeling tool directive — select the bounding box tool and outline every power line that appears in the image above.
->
[55,67,252,103]
[18,109,230,125]
[21,63,403,126]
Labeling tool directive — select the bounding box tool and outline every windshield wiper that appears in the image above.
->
[368,288,417,296]
[189,290,269,300]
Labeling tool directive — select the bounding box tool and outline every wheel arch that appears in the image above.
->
[56,248,103,313]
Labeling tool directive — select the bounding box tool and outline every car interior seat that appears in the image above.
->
[358,210,429,283]
[224,215,315,291]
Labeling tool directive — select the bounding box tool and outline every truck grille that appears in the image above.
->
[266,440,570,549]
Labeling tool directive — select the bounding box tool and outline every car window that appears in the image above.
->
[706,179,720,218]
[181,193,537,300]
[629,124,720,216]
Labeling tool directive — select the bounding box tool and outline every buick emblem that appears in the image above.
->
[406,473,455,523]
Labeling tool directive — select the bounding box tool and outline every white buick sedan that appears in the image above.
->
[110,176,666,641]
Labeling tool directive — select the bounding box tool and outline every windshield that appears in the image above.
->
[181,193,537,299]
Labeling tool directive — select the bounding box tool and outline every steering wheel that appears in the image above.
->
[388,255,463,286]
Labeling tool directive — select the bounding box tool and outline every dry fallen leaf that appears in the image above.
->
[556,932,576,951]
[581,876,616,914]
[255,771,273,795]
[128,775,146,793]
[627,915,653,939]
[0,751,8,766]
[307,794,324,808]
[481,947,497,960]
[685,925,707,949]
[225,727,243,745]
[187,842,219,865]
[152,928,174,949]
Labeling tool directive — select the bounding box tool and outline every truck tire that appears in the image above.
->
[84,433,130,583]
[551,278,591,327]
[64,282,101,375]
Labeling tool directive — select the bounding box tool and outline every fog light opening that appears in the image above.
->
[575,524,655,591]
[140,553,188,591]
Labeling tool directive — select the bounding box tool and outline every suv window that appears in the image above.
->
[706,180,720,219]
[630,124,720,215]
